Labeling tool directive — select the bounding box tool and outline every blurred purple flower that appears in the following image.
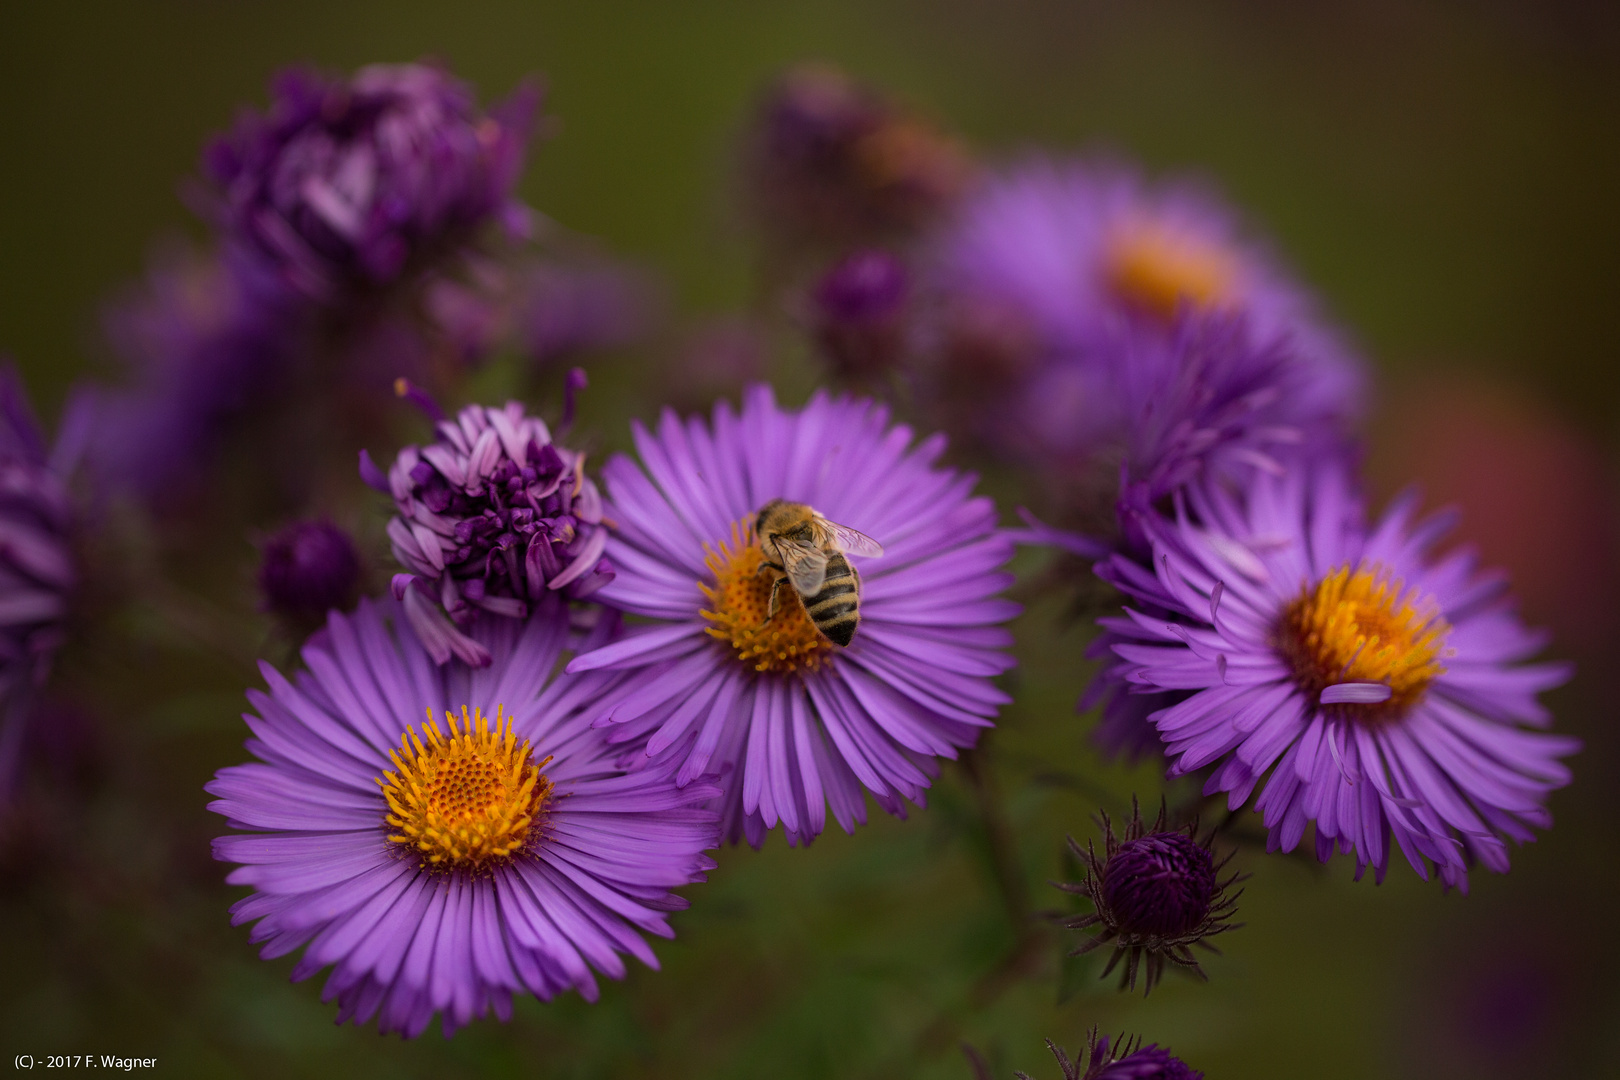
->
[1098,457,1578,890]
[745,64,970,246]
[90,244,299,501]
[257,519,362,623]
[208,596,720,1037]
[566,386,1017,847]
[367,395,612,668]
[518,260,660,368]
[810,249,910,382]
[0,365,87,802]
[919,156,1364,469]
[203,62,538,301]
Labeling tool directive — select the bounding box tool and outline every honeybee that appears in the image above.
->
[755,499,885,647]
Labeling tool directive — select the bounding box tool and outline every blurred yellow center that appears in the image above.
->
[1276,564,1451,718]
[1103,220,1238,319]
[379,705,552,870]
[700,520,833,675]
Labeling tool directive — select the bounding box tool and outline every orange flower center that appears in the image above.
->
[378,705,552,870]
[699,520,835,675]
[1275,563,1451,720]
[1103,219,1238,319]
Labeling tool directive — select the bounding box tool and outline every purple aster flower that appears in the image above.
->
[566,385,1018,846]
[810,249,910,384]
[745,64,970,247]
[919,156,1363,472]
[1058,800,1241,994]
[0,365,86,802]
[257,519,363,624]
[1098,457,1578,890]
[91,244,300,501]
[203,62,538,302]
[365,392,613,668]
[1016,1029,1202,1080]
[207,595,721,1037]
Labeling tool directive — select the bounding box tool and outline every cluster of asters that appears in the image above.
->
[0,56,1578,1063]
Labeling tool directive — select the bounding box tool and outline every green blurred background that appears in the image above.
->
[2,2,1618,1077]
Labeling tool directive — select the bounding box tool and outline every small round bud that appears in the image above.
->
[811,249,909,381]
[258,520,361,622]
[1057,800,1242,995]
[1098,832,1217,940]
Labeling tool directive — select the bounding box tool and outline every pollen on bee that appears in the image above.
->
[1275,563,1452,722]
[1103,218,1239,320]
[700,519,835,675]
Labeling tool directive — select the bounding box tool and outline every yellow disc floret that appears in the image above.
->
[1276,563,1451,720]
[700,519,835,675]
[378,705,553,870]
[1103,219,1238,320]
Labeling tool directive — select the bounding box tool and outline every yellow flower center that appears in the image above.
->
[378,705,553,871]
[699,520,835,675]
[1103,219,1238,320]
[1275,563,1451,720]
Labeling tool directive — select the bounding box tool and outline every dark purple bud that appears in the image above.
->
[258,520,362,622]
[811,249,909,381]
[1057,801,1242,995]
[1098,832,1216,939]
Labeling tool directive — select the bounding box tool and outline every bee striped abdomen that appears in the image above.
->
[804,552,861,647]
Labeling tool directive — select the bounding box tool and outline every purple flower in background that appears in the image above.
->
[810,249,910,383]
[1058,800,1241,994]
[207,596,720,1037]
[920,156,1363,468]
[366,394,612,668]
[1099,457,1577,890]
[257,519,362,623]
[567,386,1017,846]
[91,244,298,501]
[204,62,538,301]
[1014,1029,1202,1080]
[517,260,660,369]
[745,64,970,246]
[0,365,86,801]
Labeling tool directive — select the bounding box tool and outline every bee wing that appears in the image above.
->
[818,516,884,558]
[777,539,829,595]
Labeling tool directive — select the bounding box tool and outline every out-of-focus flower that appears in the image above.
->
[658,318,769,417]
[1098,457,1578,890]
[1058,800,1241,994]
[91,244,298,501]
[809,249,910,384]
[744,64,970,248]
[425,256,660,370]
[0,365,86,802]
[918,157,1363,472]
[257,519,362,623]
[567,386,1017,846]
[203,62,538,301]
[1370,375,1619,649]
[1014,1028,1203,1080]
[366,392,612,668]
[517,261,661,369]
[207,596,720,1038]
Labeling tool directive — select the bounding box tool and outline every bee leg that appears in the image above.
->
[765,576,786,625]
